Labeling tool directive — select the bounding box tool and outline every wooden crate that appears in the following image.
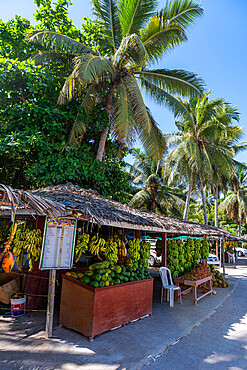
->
[59,275,153,339]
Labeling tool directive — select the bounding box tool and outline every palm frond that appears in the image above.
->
[139,69,204,96]
[74,54,115,83]
[29,31,95,55]
[118,0,157,36]
[140,16,186,62]
[92,0,122,51]
[29,51,74,66]
[138,106,167,160]
[121,74,152,131]
[68,114,87,146]
[111,77,136,146]
[81,82,103,113]
[113,34,148,67]
[161,0,203,30]
[129,189,152,208]
[139,76,193,121]
[58,70,83,104]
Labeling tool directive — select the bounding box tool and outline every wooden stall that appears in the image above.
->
[60,275,153,339]
[0,183,231,340]
[174,275,213,305]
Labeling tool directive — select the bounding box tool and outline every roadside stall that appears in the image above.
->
[0,183,231,340]
[0,184,65,321]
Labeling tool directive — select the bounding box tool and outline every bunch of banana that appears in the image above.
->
[89,234,106,260]
[140,241,151,267]
[75,233,90,262]
[128,238,141,262]
[13,228,43,270]
[105,238,118,263]
[116,238,127,257]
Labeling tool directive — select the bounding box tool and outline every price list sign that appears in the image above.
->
[40,218,76,270]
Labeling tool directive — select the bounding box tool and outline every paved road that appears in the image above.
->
[0,261,246,370]
[143,262,247,370]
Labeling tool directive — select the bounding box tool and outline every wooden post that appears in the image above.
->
[46,269,56,338]
[135,230,141,239]
[222,236,225,277]
[161,232,167,267]
[219,237,222,268]
[215,237,218,258]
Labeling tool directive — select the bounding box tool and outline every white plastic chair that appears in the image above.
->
[227,252,235,264]
[159,267,182,307]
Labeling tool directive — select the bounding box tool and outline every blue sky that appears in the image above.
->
[1,0,247,162]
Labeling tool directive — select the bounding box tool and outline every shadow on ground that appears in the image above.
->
[0,260,246,370]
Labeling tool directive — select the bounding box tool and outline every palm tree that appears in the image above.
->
[208,120,247,227]
[129,149,185,216]
[163,92,241,224]
[29,0,204,161]
[219,168,247,237]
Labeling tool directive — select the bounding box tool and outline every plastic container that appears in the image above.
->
[11,294,26,317]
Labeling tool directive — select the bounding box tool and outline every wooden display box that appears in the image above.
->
[59,275,153,339]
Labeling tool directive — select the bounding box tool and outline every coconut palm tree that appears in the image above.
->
[219,168,247,237]
[163,92,241,224]
[129,149,185,216]
[29,0,204,161]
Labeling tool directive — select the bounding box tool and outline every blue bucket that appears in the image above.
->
[11,295,26,317]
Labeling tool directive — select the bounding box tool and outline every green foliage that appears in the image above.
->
[128,148,185,216]
[0,16,37,60]
[29,0,204,160]
[34,0,110,55]
[0,58,132,201]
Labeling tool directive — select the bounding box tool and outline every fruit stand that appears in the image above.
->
[60,274,153,340]
[174,275,212,305]
[1,183,232,339]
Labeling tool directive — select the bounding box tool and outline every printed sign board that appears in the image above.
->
[40,218,76,270]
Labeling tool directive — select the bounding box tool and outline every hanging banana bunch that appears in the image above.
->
[200,240,209,262]
[12,225,29,268]
[88,233,106,260]
[140,241,151,267]
[116,238,127,257]
[25,229,43,271]
[75,233,90,262]
[128,238,141,262]
[12,227,43,271]
[105,238,118,263]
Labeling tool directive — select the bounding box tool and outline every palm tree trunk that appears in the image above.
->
[215,185,219,227]
[201,186,208,225]
[183,177,193,221]
[239,217,242,237]
[96,126,110,161]
[96,83,115,161]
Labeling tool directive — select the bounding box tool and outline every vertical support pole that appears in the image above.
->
[135,230,141,239]
[203,235,207,265]
[46,269,56,338]
[215,237,218,258]
[161,232,167,267]
[219,237,222,268]
[222,236,225,277]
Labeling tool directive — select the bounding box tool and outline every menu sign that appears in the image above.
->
[40,218,76,270]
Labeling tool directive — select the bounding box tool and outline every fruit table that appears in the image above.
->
[174,275,213,305]
[60,275,154,340]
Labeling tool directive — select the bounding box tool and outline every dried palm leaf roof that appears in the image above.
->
[32,183,230,236]
[32,184,155,228]
[0,184,65,221]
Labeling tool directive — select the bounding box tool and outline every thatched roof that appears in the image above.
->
[32,184,157,229]
[32,183,230,236]
[137,210,230,236]
[0,184,65,220]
